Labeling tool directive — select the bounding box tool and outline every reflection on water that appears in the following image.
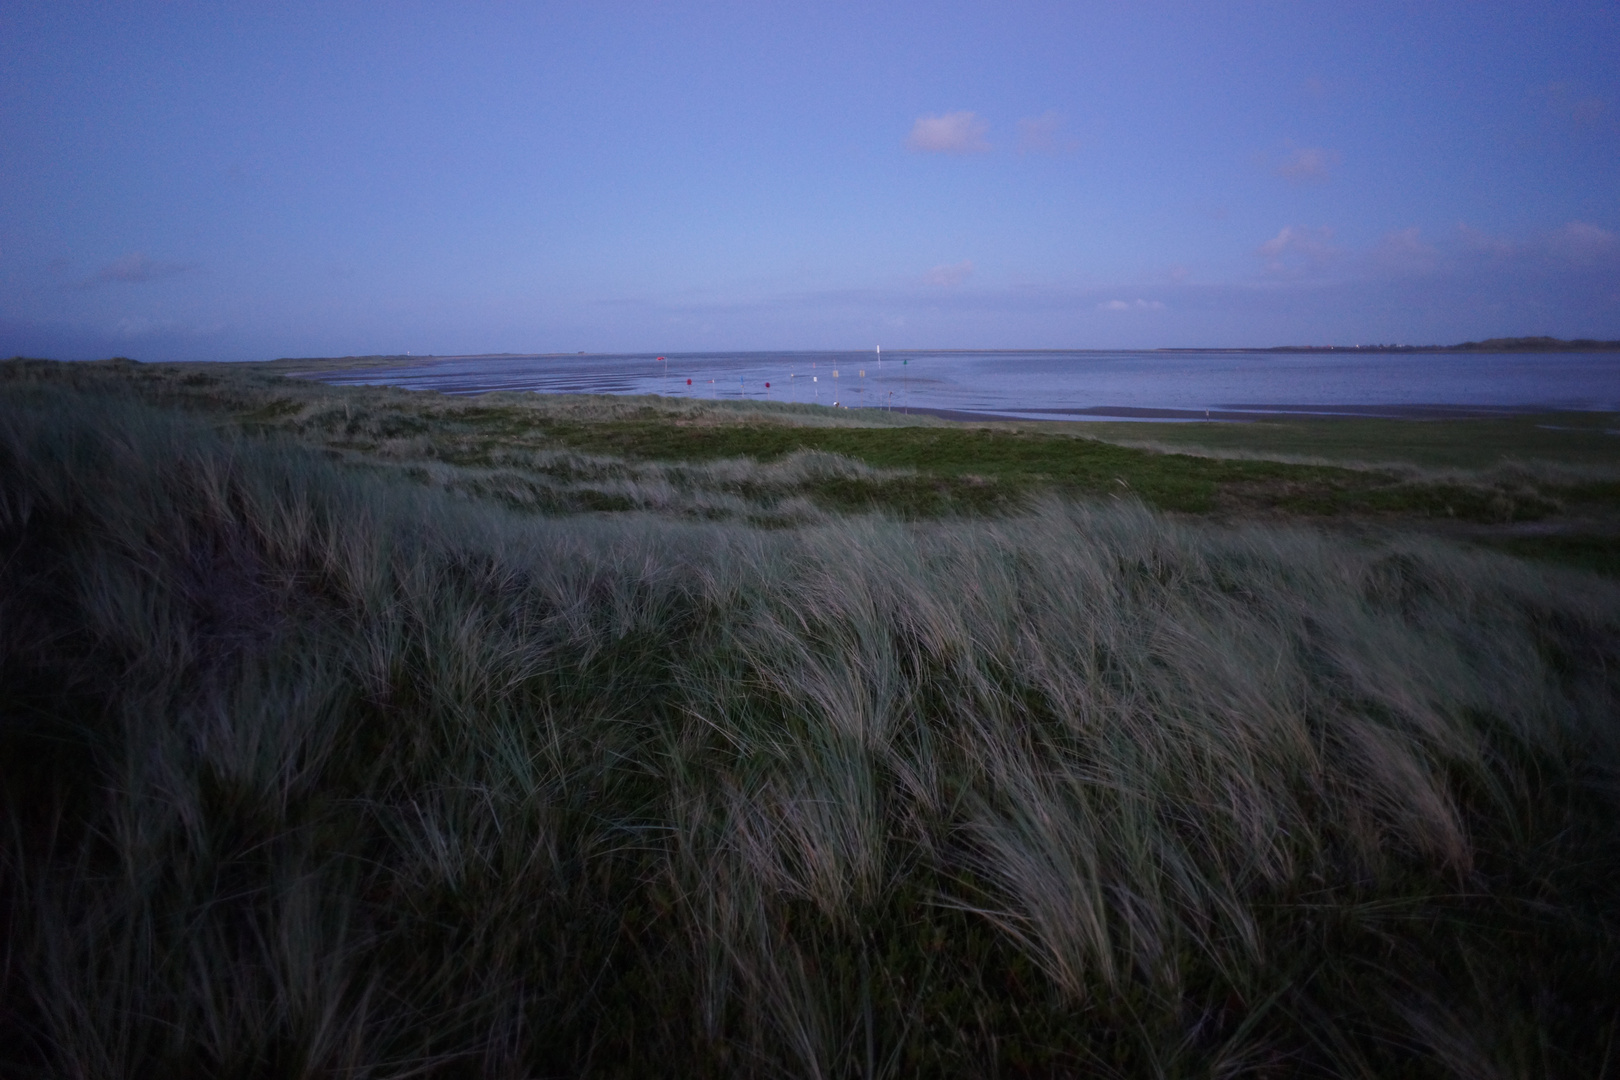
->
[297,350,1620,421]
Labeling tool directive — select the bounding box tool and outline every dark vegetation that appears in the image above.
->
[1242,336,1620,353]
[31,356,1620,540]
[1447,335,1620,351]
[3,357,1619,1077]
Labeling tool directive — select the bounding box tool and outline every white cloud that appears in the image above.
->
[1370,227,1439,274]
[113,316,182,338]
[1536,83,1611,131]
[907,111,991,154]
[110,316,226,339]
[1457,223,1516,258]
[1097,298,1165,312]
[1546,221,1618,265]
[923,259,974,286]
[1457,221,1619,268]
[1256,225,1338,275]
[1015,111,1077,154]
[83,252,194,287]
[1275,146,1341,184]
[1257,225,1335,258]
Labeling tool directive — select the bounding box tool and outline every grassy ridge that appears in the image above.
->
[14,358,1616,530]
[1077,410,1620,473]
[3,361,1620,1076]
[537,418,1595,521]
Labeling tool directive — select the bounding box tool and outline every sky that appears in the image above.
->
[2,1,1618,360]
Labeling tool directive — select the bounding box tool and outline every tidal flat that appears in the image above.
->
[3,357,1619,1076]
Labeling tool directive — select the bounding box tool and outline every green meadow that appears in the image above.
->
[3,356,1619,1077]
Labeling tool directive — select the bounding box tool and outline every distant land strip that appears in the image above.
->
[1160,336,1620,353]
[245,337,1620,369]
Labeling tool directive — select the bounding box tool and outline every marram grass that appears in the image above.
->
[2,380,1618,1077]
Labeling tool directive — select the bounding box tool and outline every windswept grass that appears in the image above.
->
[9,358,1612,532]
[3,368,1619,1076]
[1078,410,1620,474]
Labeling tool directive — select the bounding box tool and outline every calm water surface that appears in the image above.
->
[302,350,1620,421]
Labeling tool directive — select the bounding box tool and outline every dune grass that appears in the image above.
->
[1076,410,1620,474]
[10,358,1612,530]
[3,361,1620,1076]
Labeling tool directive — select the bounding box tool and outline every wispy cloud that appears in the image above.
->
[1457,222,1517,259]
[923,259,974,286]
[1256,225,1339,275]
[0,313,237,361]
[1015,111,1078,154]
[907,111,991,154]
[1275,146,1341,185]
[1457,220,1619,268]
[1370,227,1440,275]
[1254,220,1620,287]
[1537,82,1612,131]
[81,253,194,288]
[1546,221,1619,265]
[112,316,209,339]
[1571,97,1607,127]
[456,217,1620,351]
[528,248,1617,352]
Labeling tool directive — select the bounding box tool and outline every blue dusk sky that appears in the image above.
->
[2,2,1618,359]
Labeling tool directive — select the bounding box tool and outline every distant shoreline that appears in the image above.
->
[1162,336,1620,354]
[254,337,1620,368]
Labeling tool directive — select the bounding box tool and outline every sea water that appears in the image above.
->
[301,349,1620,420]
